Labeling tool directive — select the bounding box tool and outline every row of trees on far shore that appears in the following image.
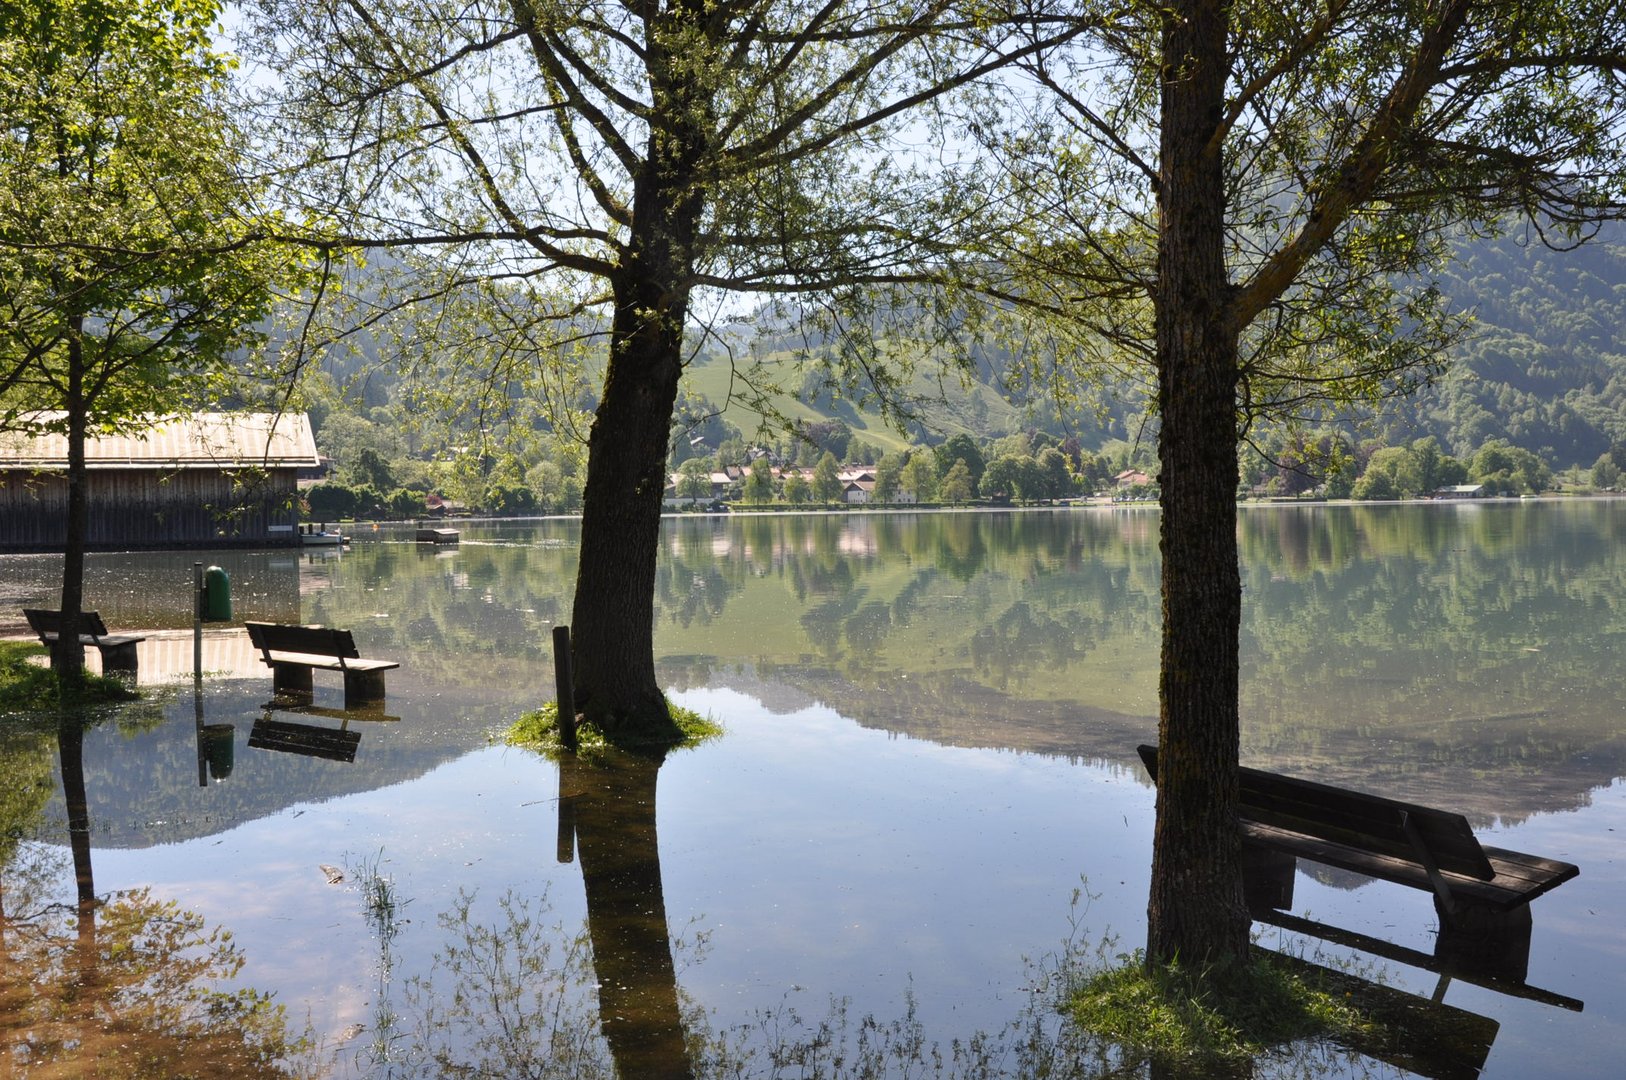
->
[303,425,1626,520]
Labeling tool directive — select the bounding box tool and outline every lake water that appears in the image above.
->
[1,501,1622,1078]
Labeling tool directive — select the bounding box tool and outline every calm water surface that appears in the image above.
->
[1,501,1623,1077]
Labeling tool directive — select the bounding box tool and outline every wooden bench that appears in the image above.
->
[245,622,398,709]
[1136,744,1578,929]
[23,608,145,673]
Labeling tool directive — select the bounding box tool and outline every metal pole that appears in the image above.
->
[552,624,578,752]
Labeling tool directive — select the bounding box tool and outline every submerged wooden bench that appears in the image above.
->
[245,622,399,709]
[23,608,146,673]
[1137,744,1578,929]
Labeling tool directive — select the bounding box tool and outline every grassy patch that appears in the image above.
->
[0,641,140,717]
[1068,948,1375,1071]
[504,697,722,759]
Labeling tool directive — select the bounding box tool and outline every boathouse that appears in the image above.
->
[0,412,319,551]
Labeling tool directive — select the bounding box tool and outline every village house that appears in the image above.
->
[663,467,737,508]
[1432,483,1487,499]
[664,460,922,507]
[0,412,319,551]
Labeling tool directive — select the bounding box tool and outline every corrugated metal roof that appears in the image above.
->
[0,412,320,470]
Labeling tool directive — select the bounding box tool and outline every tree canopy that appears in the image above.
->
[0,0,295,670]
[241,0,1089,736]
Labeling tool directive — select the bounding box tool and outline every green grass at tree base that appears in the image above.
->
[505,698,722,759]
[1068,948,1376,1072]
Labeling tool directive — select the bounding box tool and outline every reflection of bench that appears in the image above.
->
[245,622,398,708]
[265,700,401,724]
[23,608,145,673]
[248,716,362,763]
[1136,744,1578,929]
[1261,946,1501,1080]
[1255,907,1583,1013]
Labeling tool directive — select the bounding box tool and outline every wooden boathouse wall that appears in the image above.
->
[0,468,303,551]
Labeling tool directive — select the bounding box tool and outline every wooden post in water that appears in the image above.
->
[552,624,578,752]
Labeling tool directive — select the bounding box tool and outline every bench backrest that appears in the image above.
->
[1136,744,1495,881]
[23,608,110,640]
[245,622,361,660]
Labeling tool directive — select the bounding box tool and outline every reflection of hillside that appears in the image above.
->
[663,660,1156,771]
[11,504,1625,838]
[1,549,303,631]
[1239,500,1626,824]
[654,503,1626,824]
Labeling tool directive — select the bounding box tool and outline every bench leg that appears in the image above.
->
[1436,905,1533,982]
[1242,844,1296,913]
[272,663,315,698]
[343,670,387,709]
[1437,896,1533,936]
[99,642,139,674]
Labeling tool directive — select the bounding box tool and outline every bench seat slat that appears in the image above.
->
[34,631,145,648]
[1242,823,1577,911]
[259,650,399,673]
[1479,845,1582,893]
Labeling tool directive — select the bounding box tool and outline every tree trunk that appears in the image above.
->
[1145,0,1251,968]
[568,8,712,743]
[53,328,89,677]
[569,269,687,741]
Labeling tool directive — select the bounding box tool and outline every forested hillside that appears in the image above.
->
[290,223,1626,491]
[1370,223,1626,466]
[684,224,1626,467]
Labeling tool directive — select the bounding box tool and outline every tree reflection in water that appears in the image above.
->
[0,707,309,1079]
[391,750,1432,1080]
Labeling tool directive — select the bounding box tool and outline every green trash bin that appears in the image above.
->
[203,565,232,622]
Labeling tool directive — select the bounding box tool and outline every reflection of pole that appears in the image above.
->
[552,625,578,752]
[193,562,203,680]
[195,679,207,788]
[557,757,577,864]
[573,751,693,1080]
